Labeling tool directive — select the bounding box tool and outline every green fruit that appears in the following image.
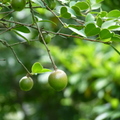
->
[49,1,56,10]
[11,0,26,11]
[48,69,68,91]
[19,76,34,91]
[45,0,56,10]
[40,34,51,44]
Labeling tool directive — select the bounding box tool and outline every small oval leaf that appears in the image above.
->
[75,1,89,10]
[32,62,43,73]
[107,10,120,18]
[85,13,95,22]
[31,62,52,74]
[13,26,30,33]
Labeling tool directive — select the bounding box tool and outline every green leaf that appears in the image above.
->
[8,17,15,27]
[96,17,103,27]
[85,13,95,22]
[75,1,89,10]
[68,27,86,37]
[107,10,120,18]
[85,23,100,36]
[67,7,76,17]
[69,1,76,7]
[31,62,52,74]
[13,26,30,33]
[108,25,120,30]
[91,3,101,10]
[71,6,81,16]
[101,20,116,29]
[41,68,52,73]
[60,7,71,19]
[13,31,29,42]
[38,20,57,26]
[99,29,112,39]
[97,11,107,17]
[111,34,120,42]
[32,62,43,74]
[31,0,45,7]
[96,0,104,3]
[89,0,96,5]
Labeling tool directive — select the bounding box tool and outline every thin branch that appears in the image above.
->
[0,11,13,14]
[45,30,112,44]
[0,59,6,61]
[0,26,14,35]
[28,0,57,70]
[10,39,39,47]
[41,0,65,26]
[1,10,14,19]
[25,6,42,8]
[0,18,33,27]
[0,39,31,75]
[9,30,112,47]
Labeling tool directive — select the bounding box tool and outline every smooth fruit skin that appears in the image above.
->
[48,69,68,91]
[11,0,26,11]
[40,34,51,44]
[19,76,34,91]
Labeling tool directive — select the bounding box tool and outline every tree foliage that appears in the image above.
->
[0,0,120,119]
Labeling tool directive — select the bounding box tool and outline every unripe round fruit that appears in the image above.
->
[11,0,26,11]
[48,69,68,91]
[49,1,56,10]
[40,34,51,44]
[19,76,34,91]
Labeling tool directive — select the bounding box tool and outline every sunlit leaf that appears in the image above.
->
[108,25,120,30]
[69,1,76,7]
[68,27,86,37]
[85,13,95,22]
[96,0,104,3]
[31,62,52,74]
[41,68,52,72]
[101,20,116,29]
[91,3,101,10]
[32,62,43,73]
[107,10,120,18]
[75,1,89,10]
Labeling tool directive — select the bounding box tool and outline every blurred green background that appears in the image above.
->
[0,0,120,120]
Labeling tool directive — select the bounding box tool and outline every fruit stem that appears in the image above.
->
[0,39,31,76]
